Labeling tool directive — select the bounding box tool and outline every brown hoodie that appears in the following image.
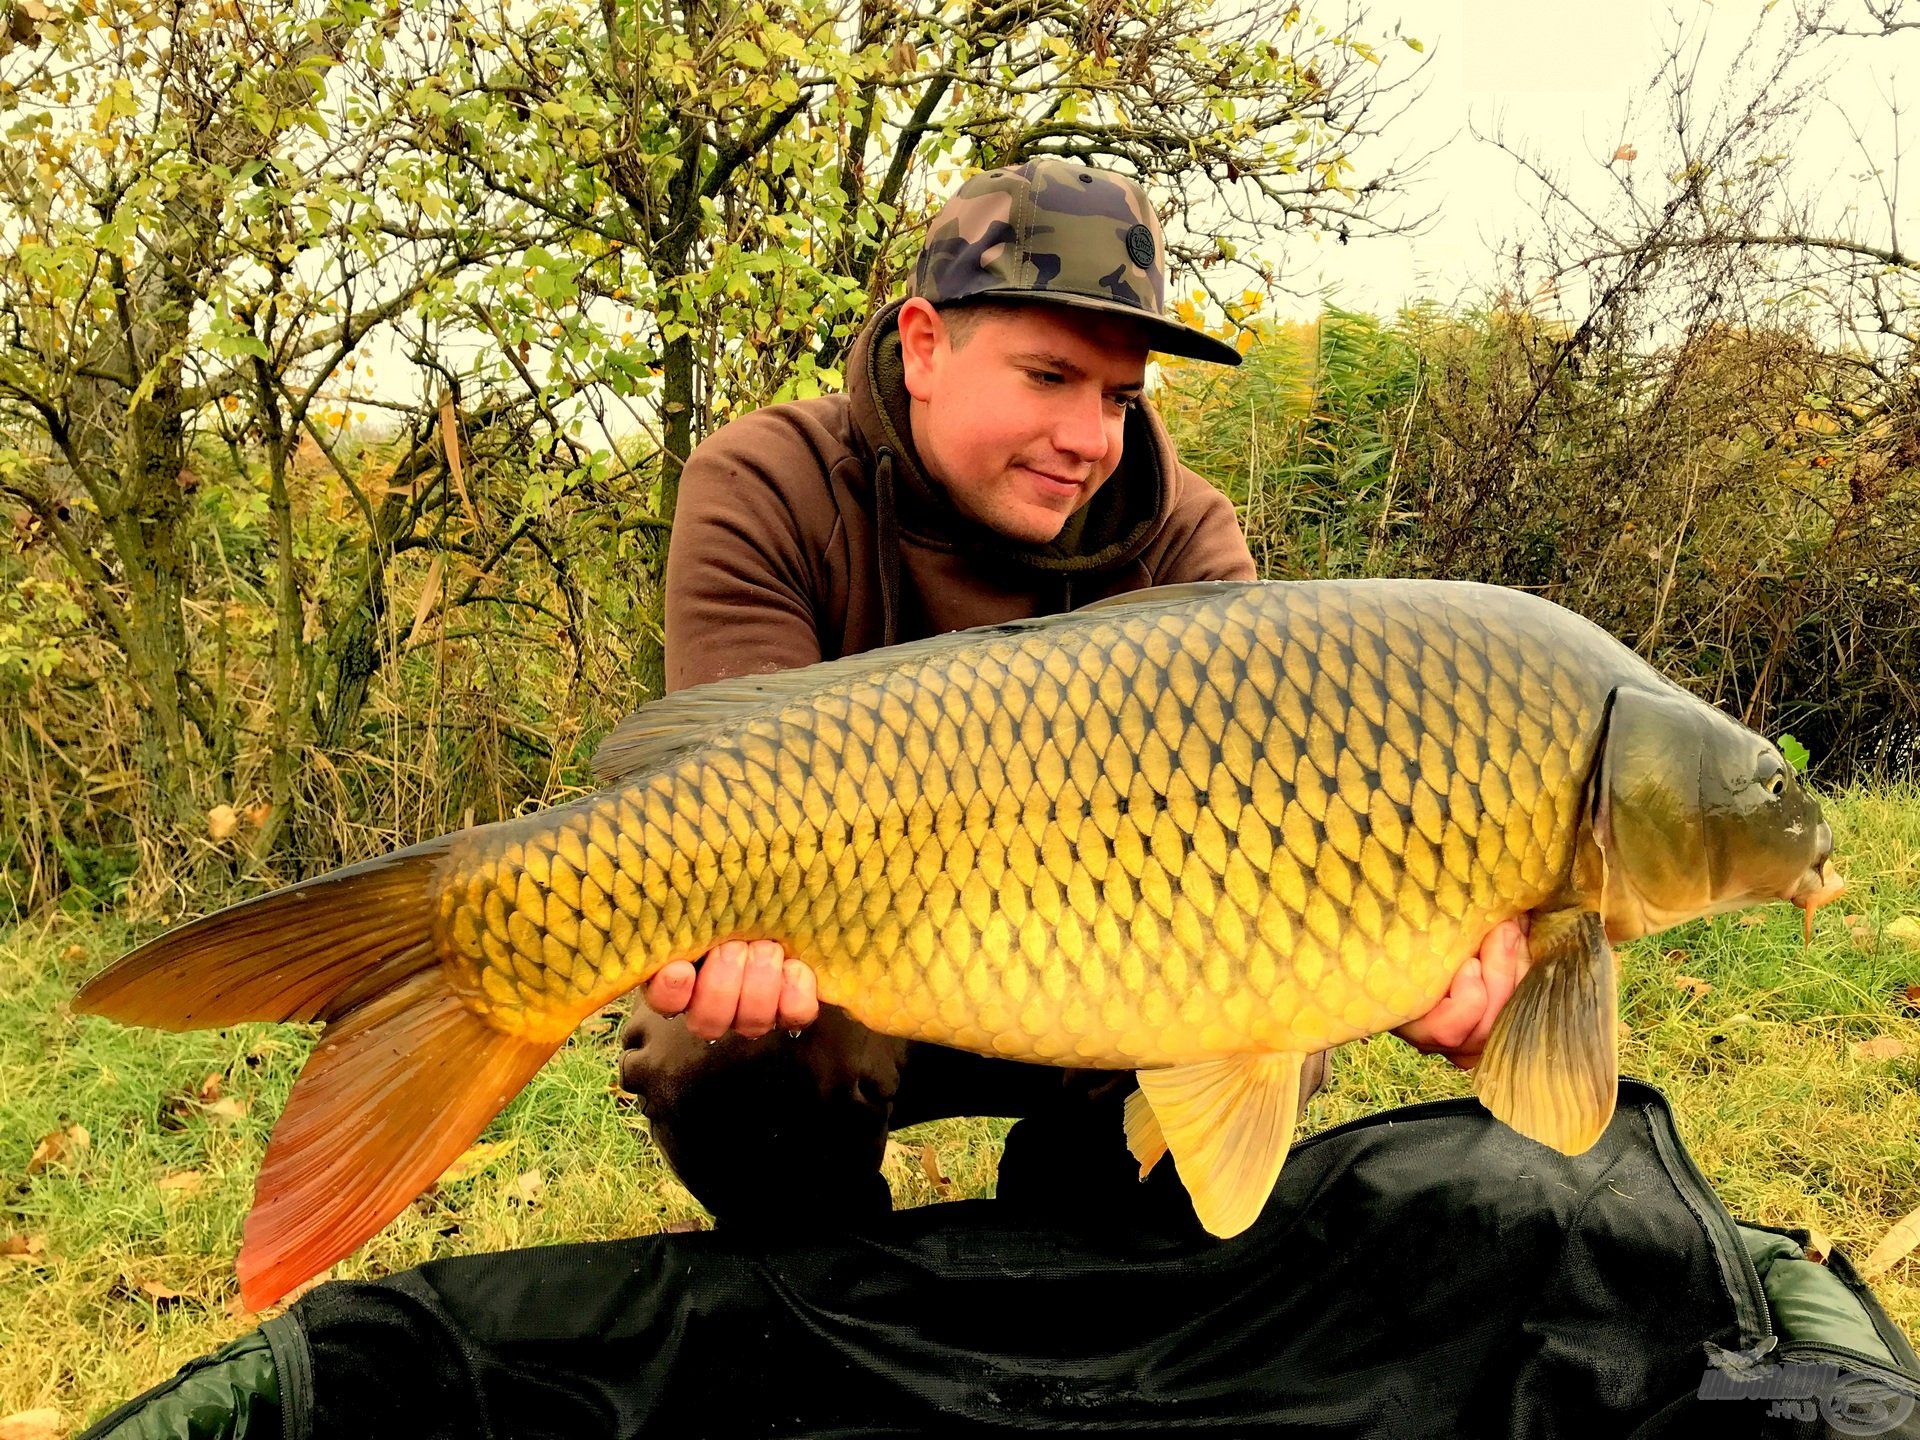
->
[663,297,1255,692]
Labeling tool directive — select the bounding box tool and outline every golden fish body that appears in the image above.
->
[441,580,1605,1063]
[77,579,1840,1306]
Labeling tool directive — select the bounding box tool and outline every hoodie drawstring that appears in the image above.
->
[875,446,902,648]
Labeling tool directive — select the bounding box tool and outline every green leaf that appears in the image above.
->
[1780,734,1810,773]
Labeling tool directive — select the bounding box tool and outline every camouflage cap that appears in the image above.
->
[912,158,1242,367]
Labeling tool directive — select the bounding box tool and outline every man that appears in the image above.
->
[619,158,1530,1228]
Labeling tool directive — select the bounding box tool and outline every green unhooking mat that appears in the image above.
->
[81,1079,1920,1439]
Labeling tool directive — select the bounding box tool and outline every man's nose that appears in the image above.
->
[1053,388,1112,463]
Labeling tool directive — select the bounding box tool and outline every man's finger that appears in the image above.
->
[776,958,820,1032]
[732,940,785,1038]
[684,941,747,1041]
[645,960,697,1018]
[1462,919,1530,1058]
[1407,958,1485,1052]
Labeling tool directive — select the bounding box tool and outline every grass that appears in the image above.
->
[3,785,1918,1431]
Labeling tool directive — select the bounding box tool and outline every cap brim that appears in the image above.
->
[942,290,1244,367]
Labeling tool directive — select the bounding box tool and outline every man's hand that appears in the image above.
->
[645,939,820,1041]
[649,919,1530,1058]
[1391,917,1532,1070]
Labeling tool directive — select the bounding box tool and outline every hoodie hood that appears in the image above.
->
[843,296,1183,579]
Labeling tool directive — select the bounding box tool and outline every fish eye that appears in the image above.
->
[1755,753,1788,797]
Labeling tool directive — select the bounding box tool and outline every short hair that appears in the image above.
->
[935,300,1027,351]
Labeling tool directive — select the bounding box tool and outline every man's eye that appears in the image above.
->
[1026,370,1064,385]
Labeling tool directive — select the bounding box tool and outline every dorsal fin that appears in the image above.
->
[590,580,1269,787]
[1074,579,1264,614]
[591,615,1076,786]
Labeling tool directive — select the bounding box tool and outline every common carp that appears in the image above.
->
[76,580,1843,1307]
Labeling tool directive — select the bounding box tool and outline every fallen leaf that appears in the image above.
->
[663,1218,706,1234]
[1887,916,1920,949]
[1850,1037,1912,1061]
[507,1169,543,1205]
[0,1235,45,1257]
[26,1124,88,1175]
[206,804,239,841]
[440,1140,514,1185]
[919,1144,953,1195]
[243,801,272,829]
[0,1408,63,1440]
[157,1171,204,1195]
[1903,984,1920,1015]
[1674,975,1713,998]
[1803,1228,1834,1264]
[204,1097,248,1124]
[112,1275,188,1310]
[61,944,85,962]
[1859,1203,1920,1279]
[198,1072,223,1104]
[1736,913,1768,928]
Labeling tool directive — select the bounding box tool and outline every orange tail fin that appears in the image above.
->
[74,846,563,1310]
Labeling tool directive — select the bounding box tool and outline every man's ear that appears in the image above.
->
[897,298,946,402]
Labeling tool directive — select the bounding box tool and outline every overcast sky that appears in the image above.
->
[1267,0,1920,320]
[345,1,1919,424]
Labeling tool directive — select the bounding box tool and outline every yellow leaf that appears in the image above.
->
[406,554,444,648]
[206,804,239,841]
[439,1140,514,1185]
[157,1171,204,1194]
[1804,1227,1833,1264]
[1673,975,1713,997]
[1885,916,1920,948]
[1859,1203,1920,1278]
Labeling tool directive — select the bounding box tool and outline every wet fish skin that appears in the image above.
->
[73,579,1839,1305]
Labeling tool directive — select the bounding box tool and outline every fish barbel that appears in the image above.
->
[75,580,1842,1306]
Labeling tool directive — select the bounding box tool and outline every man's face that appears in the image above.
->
[898,299,1150,545]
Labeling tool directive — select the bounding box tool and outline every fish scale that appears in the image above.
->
[436,582,1602,1063]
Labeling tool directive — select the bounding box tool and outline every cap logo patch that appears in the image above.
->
[1125,223,1156,269]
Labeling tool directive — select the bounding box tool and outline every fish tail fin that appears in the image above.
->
[73,845,563,1309]
[237,969,559,1309]
[74,847,451,1029]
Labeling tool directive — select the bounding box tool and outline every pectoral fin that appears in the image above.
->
[1473,909,1618,1156]
[1125,1052,1305,1238]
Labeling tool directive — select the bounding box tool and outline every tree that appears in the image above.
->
[413,0,1429,695]
[0,0,529,887]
